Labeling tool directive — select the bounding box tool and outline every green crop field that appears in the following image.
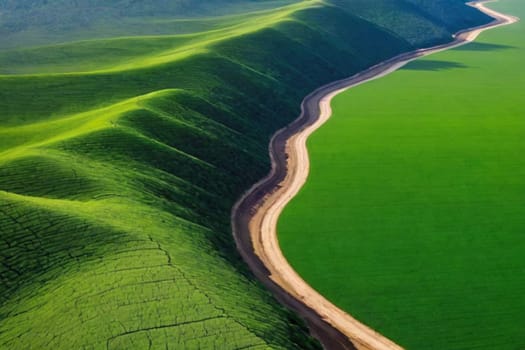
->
[0,0,492,348]
[279,0,525,349]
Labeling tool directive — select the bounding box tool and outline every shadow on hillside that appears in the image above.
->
[402,60,468,71]
[454,42,516,51]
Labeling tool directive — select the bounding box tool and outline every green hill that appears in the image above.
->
[0,0,298,49]
[0,1,491,349]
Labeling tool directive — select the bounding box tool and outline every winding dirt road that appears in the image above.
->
[231,2,518,350]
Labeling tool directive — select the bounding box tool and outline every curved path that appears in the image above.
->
[231,2,518,349]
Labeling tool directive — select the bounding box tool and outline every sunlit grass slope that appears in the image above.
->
[0,0,299,49]
[0,2,313,75]
[279,0,525,349]
[0,0,491,348]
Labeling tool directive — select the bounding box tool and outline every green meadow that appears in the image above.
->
[0,0,491,348]
[279,0,525,349]
[0,0,298,50]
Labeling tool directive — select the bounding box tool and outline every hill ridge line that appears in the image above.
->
[231,1,518,349]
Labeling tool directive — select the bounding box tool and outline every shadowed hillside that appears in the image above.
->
[0,0,491,348]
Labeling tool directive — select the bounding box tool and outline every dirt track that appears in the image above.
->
[231,2,518,350]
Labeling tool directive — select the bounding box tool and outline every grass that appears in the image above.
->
[329,0,491,47]
[0,0,491,348]
[0,0,300,50]
[0,1,320,75]
[278,0,525,349]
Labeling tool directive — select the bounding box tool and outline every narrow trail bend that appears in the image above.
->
[231,2,519,349]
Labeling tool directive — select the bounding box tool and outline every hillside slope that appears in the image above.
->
[0,1,491,349]
[332,0,491,46]
[0,0,298,49]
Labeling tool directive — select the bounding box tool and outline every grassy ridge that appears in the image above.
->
[0,0,299,49]
[0,0,491,348]
[0,2,315,75]
[279,0,525,349]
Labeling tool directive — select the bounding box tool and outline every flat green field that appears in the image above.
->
[278,1,525,349]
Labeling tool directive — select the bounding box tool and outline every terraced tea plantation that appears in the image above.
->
[279,0,525,349]
[0,0,491,348]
